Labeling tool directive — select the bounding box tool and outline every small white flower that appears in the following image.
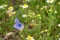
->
[46,0,54,3]
[59,38,60,40]
[22,14,28,18]
[54,11,57,14]
[31,20,35,22]
[43,6,47,9]
[59,33,60,35]
[25,0,31,2]
[21,4,28,8]
[0,5,4,9]
[27,0,31,2]
[58,24,60,27]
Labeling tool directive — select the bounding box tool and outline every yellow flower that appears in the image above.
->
[8,6,14,11]
[40,36,42,38]
[3,4,7,7]
[21,4,28,8]
[54,11,57,14]
[26,35,35,40]
[28,35,32,38]
[58,2,60,5]
[36,5,39,8]
[56,35,59,38]
[37,14,41,17]
[40,7,44,10]
[49,8,53,12]
[40,30,44,33]
[44,29,48,32]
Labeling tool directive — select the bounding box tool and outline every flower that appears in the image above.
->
[44,29,48,32]
[25,0,31,2]
[46,0,54,3]
[28,11,35,18]
[32,12,35,16]
[59,38,60,40]
[26,35,35,40]
[58,2,60,5]
[40,6,47,10]
[14,18,24,31]
[3,4,7,7]
[56,35,59,38]
[0,5,4,9]
[21,4,28,8]
[54,10,57,14]
[58,24,60,27]
[37,14,41,17]
[36,5,39,8]
[22,14,28,18]
[49,8,53,12]
[6,10,16,16]
[36,14,41,19]
[40,7,44,10]
[8,6,14,11]
[40,30,44,33]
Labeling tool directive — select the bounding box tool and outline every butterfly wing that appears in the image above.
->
[14,24,20,30]
[14,23,24,30]
[15,18,21,24]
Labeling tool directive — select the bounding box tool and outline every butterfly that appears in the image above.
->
[14,18,24,31]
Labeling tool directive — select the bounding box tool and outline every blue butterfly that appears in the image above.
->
[14,18,24,30]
